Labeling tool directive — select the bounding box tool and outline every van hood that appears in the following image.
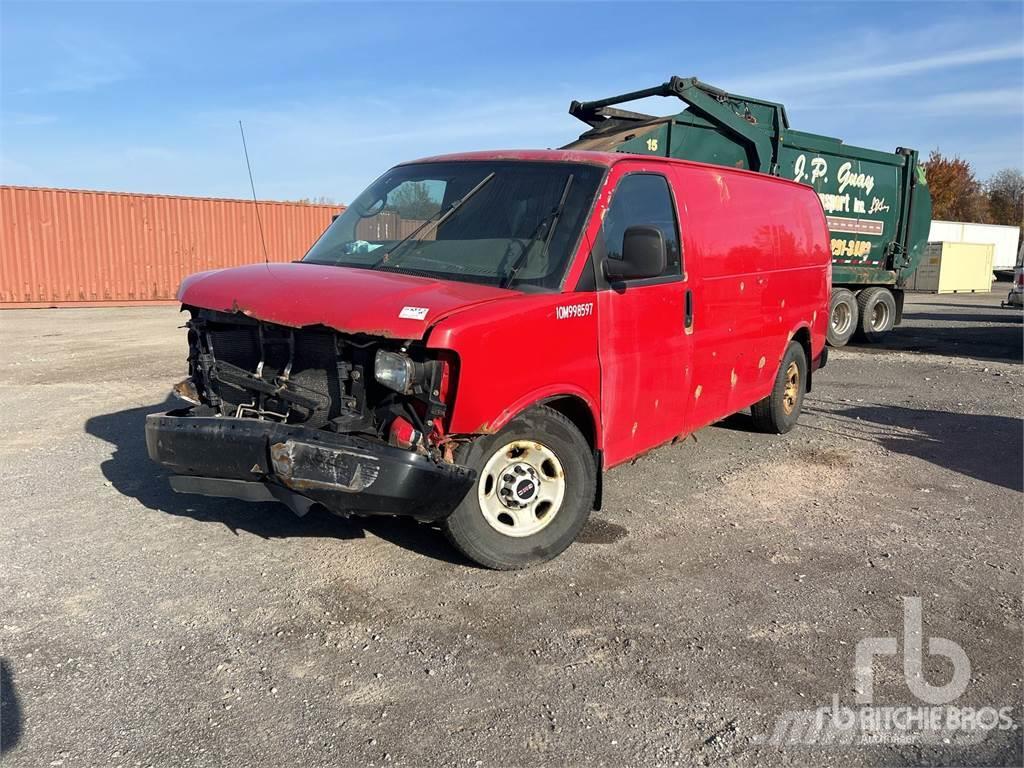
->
[177,262,515,339]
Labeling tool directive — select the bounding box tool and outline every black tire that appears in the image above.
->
[854,287,896,342]
[443,406,596,570]
[826,288,858,347]
[751,341,807,434]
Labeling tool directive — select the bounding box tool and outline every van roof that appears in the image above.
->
[402,149,811,191]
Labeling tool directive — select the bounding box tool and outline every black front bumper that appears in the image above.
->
[145,411,475,520]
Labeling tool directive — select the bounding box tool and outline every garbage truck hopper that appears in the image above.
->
[564,76,933,346]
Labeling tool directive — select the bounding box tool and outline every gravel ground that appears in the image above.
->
[1,287,1021,767]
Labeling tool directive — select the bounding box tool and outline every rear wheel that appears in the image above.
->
[827,288,858,347]
[751,341,807,434]
[443,406,595,570]
[855,287,896,342]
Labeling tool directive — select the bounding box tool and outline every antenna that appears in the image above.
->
[238,120,271,266]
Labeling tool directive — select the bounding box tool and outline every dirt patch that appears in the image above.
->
[577,517,628,544]
[794,446,855,467]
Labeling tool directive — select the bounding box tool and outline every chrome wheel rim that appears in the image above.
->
[782,361,800,415]
[870,301,890,331]
[477,440,566,538]
[831,301,851,336]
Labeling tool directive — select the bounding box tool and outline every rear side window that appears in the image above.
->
[603,173,681,277]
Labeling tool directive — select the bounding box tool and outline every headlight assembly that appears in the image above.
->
[375,349,415,394]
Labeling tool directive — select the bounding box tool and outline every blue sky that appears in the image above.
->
[2,1,1022,202]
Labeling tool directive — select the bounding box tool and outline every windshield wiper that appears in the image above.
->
[501,174,574,289]
[372,172,496,269]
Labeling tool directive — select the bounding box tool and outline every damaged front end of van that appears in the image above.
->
[146,303,478,520]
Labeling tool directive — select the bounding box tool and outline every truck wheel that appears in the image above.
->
[443,406,596,570]
[827,288,858,347]
[855,287,896,342]
[751,341,807,435]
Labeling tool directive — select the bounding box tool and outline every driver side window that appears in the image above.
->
[603,173,681,277]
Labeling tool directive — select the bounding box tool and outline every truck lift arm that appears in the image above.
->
[569,75,786,175]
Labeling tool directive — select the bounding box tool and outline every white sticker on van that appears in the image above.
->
[556,302,594,320]
[399,306,429,320]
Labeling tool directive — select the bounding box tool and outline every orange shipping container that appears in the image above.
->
[0,186,344,307]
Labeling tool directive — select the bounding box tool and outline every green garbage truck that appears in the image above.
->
[564,76,933,346]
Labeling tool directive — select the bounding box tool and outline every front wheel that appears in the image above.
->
[751,341,807,434]
[443,406,596,570]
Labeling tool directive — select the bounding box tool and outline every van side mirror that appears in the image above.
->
[605,225,666,281]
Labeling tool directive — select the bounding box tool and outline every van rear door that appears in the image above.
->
[595,164,693,467]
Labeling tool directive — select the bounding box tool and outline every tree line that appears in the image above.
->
[923,150,1023,227]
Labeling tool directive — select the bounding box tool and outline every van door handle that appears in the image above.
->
[684,289,693,329]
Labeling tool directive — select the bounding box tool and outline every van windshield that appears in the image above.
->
[302,160,603,291]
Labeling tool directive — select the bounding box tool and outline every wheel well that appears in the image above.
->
[541,395,597,449]
[540,395,602,511]
[791,327,812,392]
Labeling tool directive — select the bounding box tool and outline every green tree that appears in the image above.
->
[386,182,440,220]
[985,168,1024,228]
[923,150,988,222]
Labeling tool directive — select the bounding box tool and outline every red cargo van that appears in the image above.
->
[147,150,830,569]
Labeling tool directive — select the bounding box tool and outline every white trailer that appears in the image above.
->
[928,220,1021,275]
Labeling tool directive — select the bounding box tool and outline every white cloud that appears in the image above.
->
[798,88,1024,117]
[1,112,58,126]
[917,88,1024,113]
[730,41,1023,97]
[186,89,587,199]
[3,12,1020,200]
[14,32,136,94]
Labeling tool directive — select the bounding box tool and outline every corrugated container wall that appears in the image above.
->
[0,186,344,307]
